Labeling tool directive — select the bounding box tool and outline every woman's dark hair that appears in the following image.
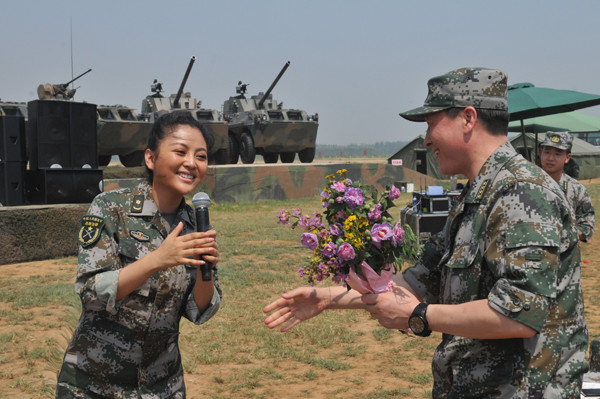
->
[145,111,214,182]
[444,107,509,136]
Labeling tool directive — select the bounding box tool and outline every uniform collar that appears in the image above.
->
[464,142,519,204]
[127,180,194,229]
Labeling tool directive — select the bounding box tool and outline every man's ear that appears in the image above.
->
[564,152,572,165]
[463,106,477,131]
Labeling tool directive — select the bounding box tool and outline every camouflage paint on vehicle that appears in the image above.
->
[222,61,319,165]
[103,163,437,204]
[96,105,152,167]
[139,56,230,165]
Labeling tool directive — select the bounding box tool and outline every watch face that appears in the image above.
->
[409,317,425,333]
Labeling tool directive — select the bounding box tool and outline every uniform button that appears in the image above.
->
[523,303,530,311]
[512,298,521,306]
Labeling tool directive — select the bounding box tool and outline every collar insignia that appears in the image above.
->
[475,179,490,201]
[131,195,144,213]
[78,215,105,248]
[130,230,150,242]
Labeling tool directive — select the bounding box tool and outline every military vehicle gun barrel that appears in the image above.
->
[64,68,92,88]
[258,61,290,109]
[173,56,196,109]
[37,68,92,100]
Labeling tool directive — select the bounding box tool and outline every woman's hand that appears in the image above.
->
[154,222,218,269]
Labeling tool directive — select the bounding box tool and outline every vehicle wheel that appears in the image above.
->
[214,147,230,165]
[298,147,316,163]
[263,152,278,163]
[119,151,145,167]
[98,155,112,167]
[280,151,295,163]
[228,133,239,164]
[239,132,255,164]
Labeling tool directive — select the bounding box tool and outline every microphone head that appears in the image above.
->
[192,192,211,208]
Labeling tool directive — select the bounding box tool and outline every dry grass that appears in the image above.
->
[1,183,600,398]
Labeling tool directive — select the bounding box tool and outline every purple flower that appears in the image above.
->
[292,208,302,217]
[330,223,343,236]
[301,233,318,250]
[371,223,393,248]
[345,178,352,186]
[322,242,337,257]
[368,203,383,222]
[332,181,346,193]
[336,196,344,203]
[321,190,329,200]
[299,267,305,277]
[322,201,328,207]
[392,222,405,247]
[344,187,364,210]
[278,209,290,225]
[298,215,310,228]
[337,242,356,261]
[389,184,401,200]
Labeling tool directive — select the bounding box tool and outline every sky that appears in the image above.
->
[2,0,600,145]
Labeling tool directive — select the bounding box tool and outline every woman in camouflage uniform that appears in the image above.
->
[56,111,222,398]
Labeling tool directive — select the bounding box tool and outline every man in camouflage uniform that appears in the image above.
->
[56,180,222,398]
[539,131,595,242]
[263,68,588,398]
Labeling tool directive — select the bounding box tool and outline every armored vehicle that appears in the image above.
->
[0,100,27,118]
[96,104,151,167]
[222,61,319,164]
[139,56,230,165]
[36,69,152,167]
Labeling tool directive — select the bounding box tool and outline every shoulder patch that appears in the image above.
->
[131,195,144,213]
[130,230,150,242]
[78,215,105,248]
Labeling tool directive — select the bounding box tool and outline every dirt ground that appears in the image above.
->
[3,176,600,398]
[2,236,600,398]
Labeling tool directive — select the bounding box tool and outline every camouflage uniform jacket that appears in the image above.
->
[558,172,595,242]
[56,180,222,398]
[403,143,588,398]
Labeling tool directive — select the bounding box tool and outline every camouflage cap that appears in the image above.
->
[539,131,573,151]
[400,67,508,122]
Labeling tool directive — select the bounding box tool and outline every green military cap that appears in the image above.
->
[539,131,573,151]
[400,67,508,122]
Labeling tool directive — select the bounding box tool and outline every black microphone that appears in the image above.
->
[192,192,213,281]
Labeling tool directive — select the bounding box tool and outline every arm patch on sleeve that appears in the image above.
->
[78,215,105,248]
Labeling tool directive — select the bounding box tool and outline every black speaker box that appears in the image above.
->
[0,161,26,206]
[0,115,27,162]
[26,168,102,204]
[27,100,98,169]
[69,102,98,168]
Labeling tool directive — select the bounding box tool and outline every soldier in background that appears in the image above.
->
[56,111,222,398]
[539,131,595,242]
[264,68,588,397]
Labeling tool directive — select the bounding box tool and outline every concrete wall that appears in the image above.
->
[1,162,436,265]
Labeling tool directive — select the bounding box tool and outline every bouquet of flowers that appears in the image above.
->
[277,169,420,293]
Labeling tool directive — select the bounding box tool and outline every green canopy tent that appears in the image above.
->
[510,133,600,179]
[508,82,600,161]
[508,111,600,133]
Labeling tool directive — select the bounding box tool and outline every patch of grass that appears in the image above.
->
[372,327,392,341]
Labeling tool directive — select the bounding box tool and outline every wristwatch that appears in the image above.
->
[408,302,432,337]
